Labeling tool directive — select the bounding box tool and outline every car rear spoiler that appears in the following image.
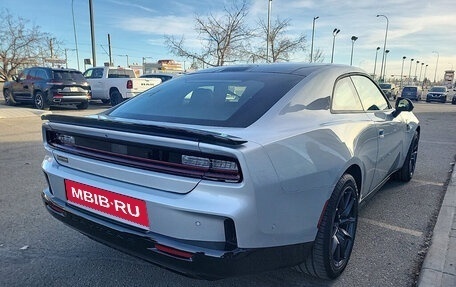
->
[41,114,247,146]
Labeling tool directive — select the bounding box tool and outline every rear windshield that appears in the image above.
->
[53,70,86,82]
[107,72,303,127]
[379,83,391,89]
[402,87,417,92]
[108,68,136,78]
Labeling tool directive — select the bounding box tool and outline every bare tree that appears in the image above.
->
[308,48,325,63]
[253,17,306,63]
[165,0,253,67]
[0,9,60,81]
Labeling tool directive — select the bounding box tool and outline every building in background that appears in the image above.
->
[144,59,183,74]
[444,70,454,89]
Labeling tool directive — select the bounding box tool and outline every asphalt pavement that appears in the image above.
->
[417,160,456,287]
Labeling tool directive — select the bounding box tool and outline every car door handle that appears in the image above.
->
[379,129,385,138]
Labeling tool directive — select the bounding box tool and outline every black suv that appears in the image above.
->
[3,67,91,110]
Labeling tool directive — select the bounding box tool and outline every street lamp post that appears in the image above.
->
[373,47,381,80]
[432,51,439,83]
[377,14,389,83]
[423,64,428,89]
[419,62,424,82]
[350,36,358,66]
[266,0,272,63]
[408,58,414,85]
[118,55,129,67]
[64,48,76,69]
[331,28,340,63]
[383,49,390,82]
[89,0,96,67]
[400,56,406,89]
[414,60,420,81]
[310,16,319,63]
[71,0,80,70]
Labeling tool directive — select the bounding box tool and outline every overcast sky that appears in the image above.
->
[1,0,455,81]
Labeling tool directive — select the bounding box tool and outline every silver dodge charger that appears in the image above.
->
[41,63,419,280]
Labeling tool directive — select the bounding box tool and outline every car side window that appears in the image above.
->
[27,69,37,80]
[351,75,390,111]
[332,77,364,112]
[35,69,48,81]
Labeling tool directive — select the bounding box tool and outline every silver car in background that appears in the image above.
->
[41,63,419,280]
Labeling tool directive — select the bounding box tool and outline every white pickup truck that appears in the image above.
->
[83,66,161,106]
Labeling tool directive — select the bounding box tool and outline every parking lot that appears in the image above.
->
[0,97,455,287]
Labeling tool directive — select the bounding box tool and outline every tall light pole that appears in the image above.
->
[377,14,389,83]
[266,0,272,63]
[419,62,424,82]
[408,58,414,85]
[350,36,358,66]
[89,0,96,67]
[119,55,129,67]
[331,28,340,63]
[310,16,319,63]
[432,51,439,83]
[423,64,428,89]
[373,47,381,80]
[64,48,76,69]
[383,49,390,82]
[414,60,420,80]
[71,0,80,70]
[400,56,406,89]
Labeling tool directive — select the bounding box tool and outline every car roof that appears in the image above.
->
[190,63,365,77]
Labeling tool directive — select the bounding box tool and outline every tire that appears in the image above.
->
[76,100,89,110]
[452,98,456,105]
[33,91,50,110]
[395,131,419,182]
[296,174,359,279]
[3,89,16,106]
[101,99,110,104]
[109,90,123,106]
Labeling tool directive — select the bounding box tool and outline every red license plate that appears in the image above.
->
[65,179,149,229]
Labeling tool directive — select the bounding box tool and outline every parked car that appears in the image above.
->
[425,86,448,103]
[41,63,419,280]
[379,82,397,100]
[140,73,180,82]
[3,67,91,110]
[83,66,161,106]
[401,86,422,101]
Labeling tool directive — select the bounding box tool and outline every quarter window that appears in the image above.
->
[351,76,390,111]
[332,77,363,112]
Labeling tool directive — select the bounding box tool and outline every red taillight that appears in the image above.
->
[53,92,64,98]
[155,244,193,259]
[126,80,133,89]
[181,155,241,182]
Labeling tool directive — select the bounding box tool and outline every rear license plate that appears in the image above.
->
[70,87,78,92]
[65,179,149,229]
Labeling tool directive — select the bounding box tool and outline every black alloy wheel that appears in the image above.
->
[328,177,358,271]
[296,174,358,279]
[395,131,419,182]
[3,89,16,106]
[33,91,50,110]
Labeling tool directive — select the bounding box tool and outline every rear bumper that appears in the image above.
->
[46,90,90,105]
[41,188,313,280]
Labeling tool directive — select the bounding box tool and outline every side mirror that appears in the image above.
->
[392,97,414,117]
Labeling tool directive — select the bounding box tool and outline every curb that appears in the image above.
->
[418,163,456,286]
